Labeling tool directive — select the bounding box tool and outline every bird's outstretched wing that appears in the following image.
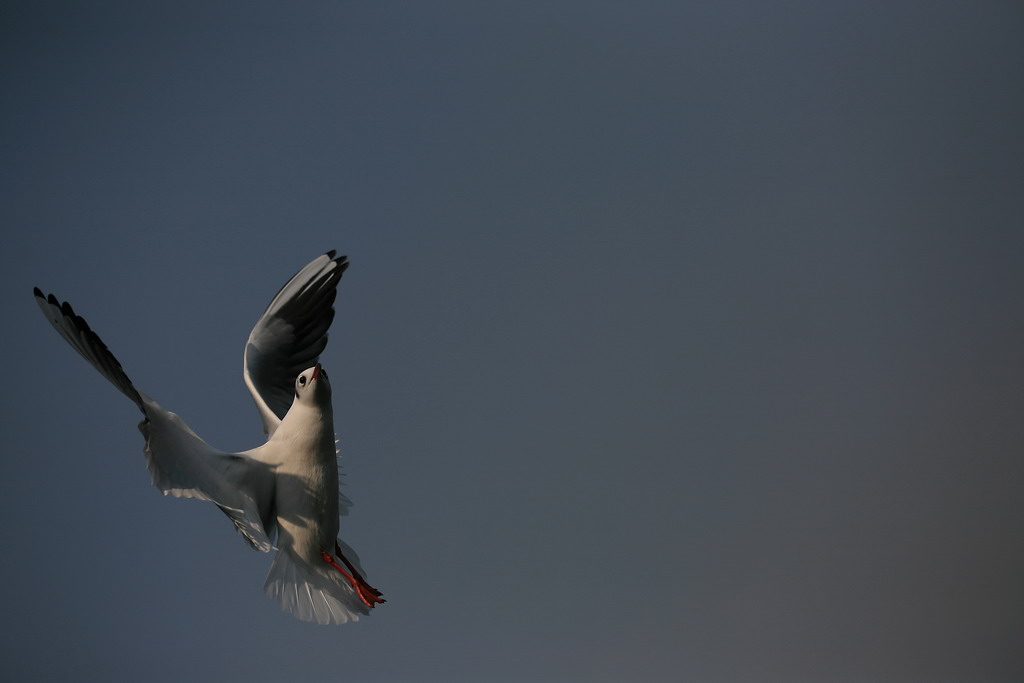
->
[243,251,349,437]
[34,289,275,551]
[34,288,145,411]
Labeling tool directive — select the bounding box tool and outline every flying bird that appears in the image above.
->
[33,251,384,625]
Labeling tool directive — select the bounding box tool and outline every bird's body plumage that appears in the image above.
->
[34,251,383,625]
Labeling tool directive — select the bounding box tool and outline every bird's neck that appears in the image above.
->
[274,401,336,458]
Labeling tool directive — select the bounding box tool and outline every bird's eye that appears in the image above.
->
[298,375,307,386]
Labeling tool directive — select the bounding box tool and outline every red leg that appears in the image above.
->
[335,542,384,599]
[321,549,386,608]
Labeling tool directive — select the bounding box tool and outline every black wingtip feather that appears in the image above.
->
[34,288,147,413]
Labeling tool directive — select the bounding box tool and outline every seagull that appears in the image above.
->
[33,251,384,625]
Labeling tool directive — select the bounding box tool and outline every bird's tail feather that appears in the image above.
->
[264,548,369,625]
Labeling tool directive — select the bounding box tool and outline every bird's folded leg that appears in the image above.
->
[321,547,386,608]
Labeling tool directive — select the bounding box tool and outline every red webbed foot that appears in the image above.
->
[321,548,386,608]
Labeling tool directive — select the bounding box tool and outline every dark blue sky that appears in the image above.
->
[3,3,1023,682]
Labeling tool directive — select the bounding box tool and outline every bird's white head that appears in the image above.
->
[294,363,332,407]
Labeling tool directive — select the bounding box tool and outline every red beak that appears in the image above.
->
[311,363,322,381]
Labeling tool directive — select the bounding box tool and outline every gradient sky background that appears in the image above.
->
[2,2,1023,682]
